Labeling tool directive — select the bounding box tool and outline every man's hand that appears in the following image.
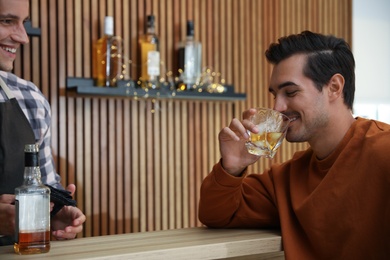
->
[0,194,16,236]
[51,184,86,240]
[219,108,261,176]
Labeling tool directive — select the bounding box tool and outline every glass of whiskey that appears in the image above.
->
[245,108,290,158]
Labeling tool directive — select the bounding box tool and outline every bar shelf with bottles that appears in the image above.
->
[66,77,246,101]
[67,16,246,101]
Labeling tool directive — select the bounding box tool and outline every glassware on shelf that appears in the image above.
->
[177,20,202,91]
[92,16,124,87]
[139,15,160,89]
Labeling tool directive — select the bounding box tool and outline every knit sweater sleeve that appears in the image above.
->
[198,160,280,228]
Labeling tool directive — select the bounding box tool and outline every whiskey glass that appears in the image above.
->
[245,108,290,158]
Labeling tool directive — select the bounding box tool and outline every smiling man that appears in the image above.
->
[198,31,390,259]
[0,1,29,71]
[0,0,85,246]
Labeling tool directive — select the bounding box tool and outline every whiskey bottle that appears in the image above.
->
[139,15,160,89]
[178,20,202,90]
[92,16,122,87]
[14,144,51,255]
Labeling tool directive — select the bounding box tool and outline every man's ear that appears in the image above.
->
[327,73,345,102]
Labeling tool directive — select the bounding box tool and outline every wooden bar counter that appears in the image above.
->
[0,228,283,259]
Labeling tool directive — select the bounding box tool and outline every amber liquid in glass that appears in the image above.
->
[250,132,283,150]
[14,230,51,255]
[247,132,284,157]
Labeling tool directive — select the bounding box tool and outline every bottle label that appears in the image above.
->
[16,194,50,231]
[147,51,160,77]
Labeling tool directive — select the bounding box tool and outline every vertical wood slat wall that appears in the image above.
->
[15,0,351,238]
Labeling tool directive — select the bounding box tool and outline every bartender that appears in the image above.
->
[0,0,86,245]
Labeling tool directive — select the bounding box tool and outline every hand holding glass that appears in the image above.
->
[245,108,290,158]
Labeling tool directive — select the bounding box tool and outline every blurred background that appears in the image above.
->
[353,0,390,123]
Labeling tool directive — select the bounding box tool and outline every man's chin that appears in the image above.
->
[0,57,15,72]
[0,64,14,72]
[286,131,300,143]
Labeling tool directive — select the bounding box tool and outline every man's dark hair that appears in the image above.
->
[265,30,355,109]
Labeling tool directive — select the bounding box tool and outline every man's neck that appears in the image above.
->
[310,111,356,160]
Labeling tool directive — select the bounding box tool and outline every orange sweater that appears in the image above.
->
[199,118,390,259]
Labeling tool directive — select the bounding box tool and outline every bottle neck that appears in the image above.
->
[24,151,42,185]
[186,35,194,42]
[146,15,156,35]
[186,21,195,40]
[147,26,156,35]
[23,166,42,185]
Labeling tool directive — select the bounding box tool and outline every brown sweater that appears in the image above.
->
[199,118,390,259]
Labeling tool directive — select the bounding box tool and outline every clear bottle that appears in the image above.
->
[14,144,51,255]
[178,20,202,90]
[92,16,122,87]
[139,15,160,89]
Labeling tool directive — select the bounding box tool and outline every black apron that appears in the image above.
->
[0,76,36,245]
[0,76,36,193]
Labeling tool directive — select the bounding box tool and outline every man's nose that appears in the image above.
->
[11,23,30,45]
[273,96,287,113]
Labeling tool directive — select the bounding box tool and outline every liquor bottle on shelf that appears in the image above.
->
[14,144,51,255]
[92,16,122,87]
[139,15,160,89]
[177,20,202,91]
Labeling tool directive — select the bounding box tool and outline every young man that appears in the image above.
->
[199,31,390,259]
[0,0,85,245]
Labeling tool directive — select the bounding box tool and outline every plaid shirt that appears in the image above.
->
[0,71,62,189]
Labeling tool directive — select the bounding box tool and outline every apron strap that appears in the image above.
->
[0,76,15,99]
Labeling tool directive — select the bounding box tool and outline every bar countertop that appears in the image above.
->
[0,227,283,259]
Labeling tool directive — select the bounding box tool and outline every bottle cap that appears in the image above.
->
[24,143,39,153]
[147,15,155,29]
[187,20,194,37]
[104,16,114,36]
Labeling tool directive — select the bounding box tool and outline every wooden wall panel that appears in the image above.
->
[15,0,352,237]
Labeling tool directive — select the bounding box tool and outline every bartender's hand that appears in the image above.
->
[0,194,15,236]
[219,108,261,176]
[51,184,86,240]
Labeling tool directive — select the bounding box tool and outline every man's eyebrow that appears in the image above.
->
[268,81,298,92]
[0,14,30,21]
[0,14,19,19]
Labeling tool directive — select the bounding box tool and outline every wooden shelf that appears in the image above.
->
[66,77,246,101]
